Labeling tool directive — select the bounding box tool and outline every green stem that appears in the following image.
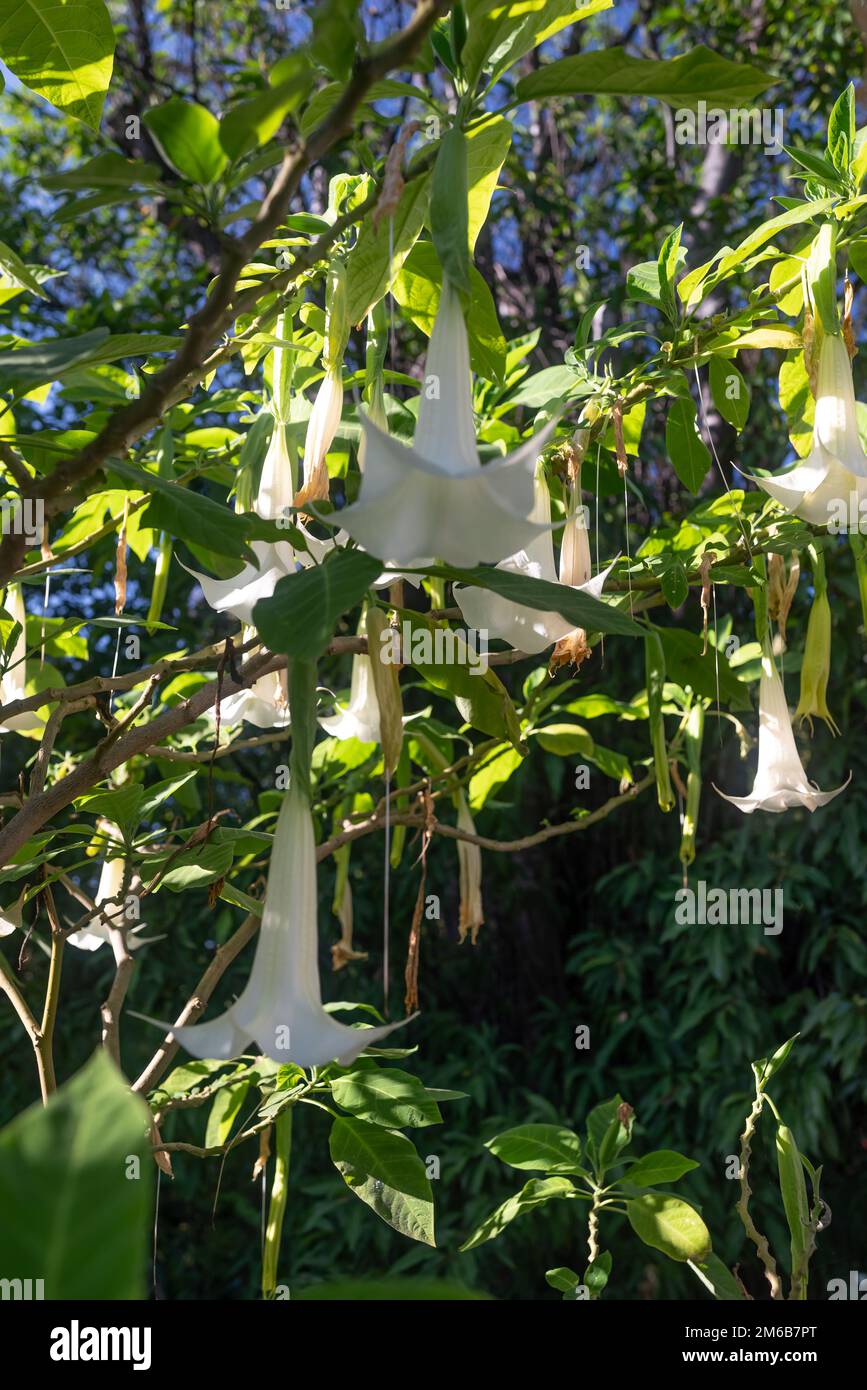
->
[261,1108,293,1300]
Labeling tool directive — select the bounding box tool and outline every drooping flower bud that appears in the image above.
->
[794,581,838,735]
[456,791,484,944]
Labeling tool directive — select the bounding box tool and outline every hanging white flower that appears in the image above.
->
[454,472,614,654]
[147,782,414,1066]
[217,638,291,730]
[256,416,298,522]
[749,333,867,524]
[333,278,556,567]
[0,583,44,735]
[714,647,849,813]
[456,792,484,944]
[68,820,130,952]
[319,648,381,744]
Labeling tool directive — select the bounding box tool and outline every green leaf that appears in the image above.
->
[660,560,689,610]
[626,1193,712,1263]
[205,1079,251,1148]
[329,1116,435,1245]
[0,0,115,129]
[254,548,381,660]
[585,1251,613,1296]
[486,1123,584,1173]
[462,0,612,89]
[709,356,751,432]
[545,1266,583,1296]
[466,115,514,250]
[827,84,856,175]
[626,259,666,311]
[460,1176,577,1250]
[624,1150,700,1186]
[41,151,162,191]
[752,1033,800,1091]
[0,239,50,299]
[404,617,525,750]
[107,458,257,564]
[331,1068,443,1129]
[430,125,471,299]
[468,742,523,810]
[0,328,108,391]
[516,44,771,108]
[585,1095,629,1172]
[443,563,644,637]
[219,60,311,161]
[392,242,507,381]
[658,626,752,710]
[143,98,229,184]
[0,1052,152,1297]
[666,396,711,494]
[688,1254,747,1300]
[156,840,234,891]
[74,784,144,830]
[344,174,431,327]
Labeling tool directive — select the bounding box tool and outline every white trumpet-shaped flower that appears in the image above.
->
[256,416,297,522]
[151,783,414,1066]
[749,333,867,524]
[0,583,44,735]
[217,635,291,730]
[715,648,850,813]
[68,822,127,952]
[319,649,381,744]
[183,532,331,627]
[454,473,615,654]
[295,368,343,506]
[333,278,556,567]
[0,890,23,938]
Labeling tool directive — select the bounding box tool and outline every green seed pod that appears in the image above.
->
[775,1123,810,1277]
[365,606,403,777]
[645,630,674,812]
[146,531,173,636]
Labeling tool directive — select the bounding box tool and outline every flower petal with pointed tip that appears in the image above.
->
[145,786,415,1067]
[714,651,850,813]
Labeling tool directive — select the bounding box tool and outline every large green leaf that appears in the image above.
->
[0,0,115,129]
[329,1116,435,1245]
[331,1067,443,1128]
[626,1193,712,1263]
[466,114,514,249]
[658,626,752,710]
[254,549,382,660]
[0,239,49,299]
[402,614,525,749]
[107,459,259,564]
[0,1052,152,1297]
[344,174,431,327]
[666,396,711,494]
[486,1123,584,1173]
[516,44,771,108]
[0,331,178,392]
[392,241,508,382]
[436,563,644,637]
[460,1176,578,1250]
[143,98,229,184]
[624,1150,700,1186]
[430,125,471,299]
[462,0,612,89]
